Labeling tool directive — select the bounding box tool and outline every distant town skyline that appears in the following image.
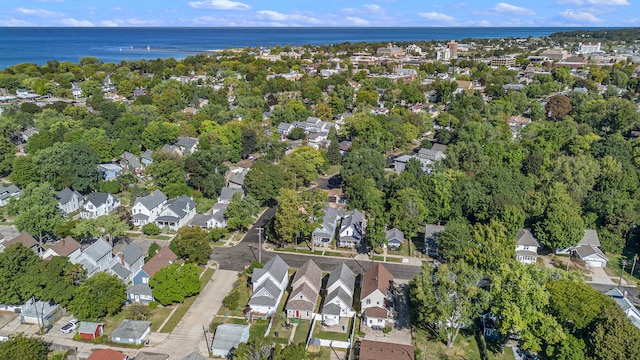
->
[1,0,638,28]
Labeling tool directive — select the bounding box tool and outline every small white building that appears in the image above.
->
[81,192,120,219]
[515,229,539,265]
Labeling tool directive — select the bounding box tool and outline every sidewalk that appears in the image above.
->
[264,243,424,266]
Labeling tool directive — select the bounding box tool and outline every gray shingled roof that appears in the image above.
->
[111,262,131,280]
[578,229,600,247]
[219,187,243,202]
[327,263,355,294]
[122,243,144,266]
[57,188,82,204]
[111,319,150,340]
[291,259,322,293]
[515,229,539,247]
[248,279,281,307]
[324,287,353,311]
[190,213,215,227]
[83,239,112,262]
[385,228,405,244]
[86,192,111,207]
[211,324,249,356]
[176,137,198,149]
[318,205,339,235]
[165,195,196,219]
[253,255,288,285]
[127,283,153,297]
[122,152,142,169]
[134,190,167,211]
[77,321,103,334]
[228,169,248,186]
[141,149,154,161]
[575,245,608,260]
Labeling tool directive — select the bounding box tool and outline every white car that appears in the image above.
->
[60,319,78,334]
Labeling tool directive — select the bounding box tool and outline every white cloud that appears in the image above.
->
[559,10,603,22]
[188,0,251,10]
[0,18,35,26]
[346,16,370,25]
[363,4,382,12]
[256,10,321,24]
[493,3,535,15]
[15,7,65,18]
[418,11,455,22]
[57,18,94,26]
[559,0,629,5]
[98,20,121,27]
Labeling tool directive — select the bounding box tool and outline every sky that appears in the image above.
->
[1,0,638,27]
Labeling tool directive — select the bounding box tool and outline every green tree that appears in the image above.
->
[435,218,473,261]
[11,182,63,248]
[546,280,612,331]
[170,226,212,265]
[149,263,201,305]
[68,272,126,321]
[0,334,49,360]
[225,193,260,231]
[96,212,130,246]
[282,146,327,187]
[274,343,306,360]
[287,127,306,140]
[142,223,161,236]
[0,137,15,176]
[244,159,285,205]
[233,339,271,360]
[534,183,585,250]
[9,155,39,187]
[341,147,386,188]
[184,149,228,198]
[142,121,180,150]
[491,263,565,352]
[584,305,640,360]
[326,127,342,166]
[409,261,489,348]
[0,244,40,304]
[20,256,84,308]
[389,187,428,239]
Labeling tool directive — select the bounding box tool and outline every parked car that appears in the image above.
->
[60,319,78,334]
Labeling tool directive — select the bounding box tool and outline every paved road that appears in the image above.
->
[211,206,423,281]
[146,268,237,358]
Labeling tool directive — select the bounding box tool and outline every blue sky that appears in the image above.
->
[1,0,638,27]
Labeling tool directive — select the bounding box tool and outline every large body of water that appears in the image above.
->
[0,27,611,70]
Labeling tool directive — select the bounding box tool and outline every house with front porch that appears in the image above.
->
[81,192,120,219]
[131,190,167,227]
[155,195,196,231]
[71,238,114,277]
[515,229,539,265]
[313,204,339,247]
[337,209,365,248]
[56,188,84,216]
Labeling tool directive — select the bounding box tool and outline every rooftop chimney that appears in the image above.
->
[61,239,65,246]
[624,291,628,299]
[119,253,124,266]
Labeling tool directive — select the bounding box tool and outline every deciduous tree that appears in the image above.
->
[170,226,212,265]
[149,263,201,305]
[68,272,126,321]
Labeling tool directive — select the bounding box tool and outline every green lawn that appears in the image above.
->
[194,195,217,213]
[217,273,251,317]
[200,268,215,288]
[249,320,269,341]
[415,328,516,360]
[102,310,129,336]
[209,316,248,333]
[149,307,174,332]
[292,320,312,344]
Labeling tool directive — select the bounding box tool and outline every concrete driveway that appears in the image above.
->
[146,268,238,358]
[586,266,617,286]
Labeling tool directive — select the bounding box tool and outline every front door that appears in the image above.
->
[295,310,299,318]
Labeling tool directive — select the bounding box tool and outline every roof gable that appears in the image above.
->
[48,236,81,256]
[361,263,393,300]
[142,246,178,278]
[515,229,539,247]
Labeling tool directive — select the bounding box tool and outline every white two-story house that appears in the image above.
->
[248,255,289,319]
[322,263,356,326]
[515,229,540,265]
[81,192,120,219]
[131,190,167,227]
[360,263,394,328]
[155,195,196,231]
[56,188,85,216]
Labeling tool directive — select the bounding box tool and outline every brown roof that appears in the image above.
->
[361,263,394,300]
[3,232,38,249]
[87,349,128,360]
[365,306,388,319]
[291,259,322,293]
[48,236,81,257]
[359,340,414,360]
[287,282,318,311]
[142,246,178,278]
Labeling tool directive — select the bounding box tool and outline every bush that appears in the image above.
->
[99,180,121,194]
[287,127,306,140]
[142,223,161,235]
[127,303,152,321]
[246,261,263,275]
[209,227,228,242]
[148,301,158,310]
[223,292,240,309]
[383,327,392,334]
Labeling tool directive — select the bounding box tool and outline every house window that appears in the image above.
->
[366,299,371,305]
[523,245,529,250]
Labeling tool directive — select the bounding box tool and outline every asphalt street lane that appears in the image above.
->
[211,205,422,281]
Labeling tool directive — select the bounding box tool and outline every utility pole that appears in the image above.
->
[618,259,628,289]
[202,326,210,352]
[257,227,263,264]
[631,255,638,277]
